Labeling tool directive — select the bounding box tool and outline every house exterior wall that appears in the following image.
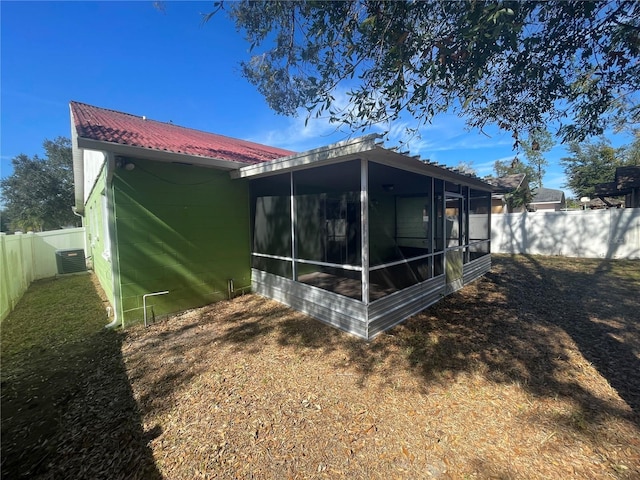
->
[112,159,251,324]
[83,150,106,204]
[84,165,115,306]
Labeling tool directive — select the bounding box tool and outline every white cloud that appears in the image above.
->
[250,92,514,166]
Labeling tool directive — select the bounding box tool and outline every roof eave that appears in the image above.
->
[233,134,493,191]
[232,134,382,179]
[77,137,253,171]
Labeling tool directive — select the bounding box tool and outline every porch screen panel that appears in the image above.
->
[445,197,462,247]
[250,174,292,277]
[293,161,362,300]
[367,162,441,299]
[468,189,491,260]
[253,196,291,257]
[368,162,433,265]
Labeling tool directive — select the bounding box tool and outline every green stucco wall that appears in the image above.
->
[85,166,115,306]
[112,159,251,325]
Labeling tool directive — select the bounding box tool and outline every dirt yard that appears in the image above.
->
[2,255,639,479]
[122,255,640,479]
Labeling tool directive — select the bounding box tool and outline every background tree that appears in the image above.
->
[0,210,11,233]
[491,157,534,210]
[493,156,535,182]
[0,137,78,232]
[455,160,477,176]
[560,135,638,198]
[206,0,640,145]
[520,129,554,190]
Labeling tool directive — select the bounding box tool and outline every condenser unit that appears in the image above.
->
[55,249,87,274]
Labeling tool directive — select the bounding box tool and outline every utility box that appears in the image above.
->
[55,249,87,274]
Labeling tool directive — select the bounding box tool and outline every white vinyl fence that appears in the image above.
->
[491,208,640,259]
[0,227,86,321]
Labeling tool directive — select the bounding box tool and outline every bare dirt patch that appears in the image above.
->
[123,255,640,479]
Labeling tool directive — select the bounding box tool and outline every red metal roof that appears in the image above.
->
[70,101,294,165]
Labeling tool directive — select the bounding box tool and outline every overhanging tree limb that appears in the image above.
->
[204,0,639,144]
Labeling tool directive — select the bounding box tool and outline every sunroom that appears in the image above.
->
[233,135,492,340]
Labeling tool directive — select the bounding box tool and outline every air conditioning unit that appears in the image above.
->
[55,249,87,274]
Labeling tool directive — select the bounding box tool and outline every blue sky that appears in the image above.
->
[1,1,635,197]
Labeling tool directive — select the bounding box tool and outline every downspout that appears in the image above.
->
[104,153,125,329]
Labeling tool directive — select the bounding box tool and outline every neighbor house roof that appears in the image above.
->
[594,166,640,197]
[616,166,640,190]
[531,187,565,204]
[485,173,527,194]
[70,101,293,165]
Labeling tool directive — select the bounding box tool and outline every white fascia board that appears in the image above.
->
[76,137,249,171]
[232,134,382,179]
[70,107,85,214]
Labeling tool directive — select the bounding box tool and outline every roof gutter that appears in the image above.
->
[77,137,251,171]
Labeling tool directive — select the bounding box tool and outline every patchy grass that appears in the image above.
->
[1,274,160,479]
[2,255,639,479]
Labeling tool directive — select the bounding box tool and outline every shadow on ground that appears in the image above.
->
[153,254,639,433]
[0,275,161,479]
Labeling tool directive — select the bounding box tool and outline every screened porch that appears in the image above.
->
[237,137,492,339]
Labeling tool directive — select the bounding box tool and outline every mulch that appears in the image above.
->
[122,254,640,479]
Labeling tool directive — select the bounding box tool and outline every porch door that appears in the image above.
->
[445,194,464,294]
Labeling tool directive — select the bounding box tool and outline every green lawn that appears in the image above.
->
[1,274,160,479]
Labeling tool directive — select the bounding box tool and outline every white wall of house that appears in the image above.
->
[83,149,106,203]
[491,209,640,259]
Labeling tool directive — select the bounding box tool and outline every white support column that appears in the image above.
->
[361,159,369,306]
